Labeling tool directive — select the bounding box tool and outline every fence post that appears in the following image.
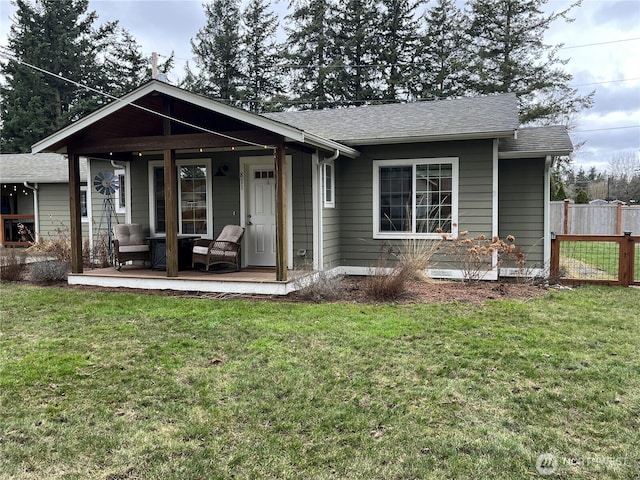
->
[619,231,633,287]
[550,232,560,281]
[563,199,570,234]
[616,203,623,235]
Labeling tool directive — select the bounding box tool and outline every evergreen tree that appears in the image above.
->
[0,0,109,152]
[418,0,470,99]
[101,28,149,97]
[575,189,589,204]
[333,0,382,105]
[465,0,593,125]
[284,0,338,109]
[377,0,423,102]
[240,0,284,113]
[191,0,243,102]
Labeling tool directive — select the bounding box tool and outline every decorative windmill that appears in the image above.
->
[93,171,120,263]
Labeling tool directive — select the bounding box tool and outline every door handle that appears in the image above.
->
[247,214,253,226]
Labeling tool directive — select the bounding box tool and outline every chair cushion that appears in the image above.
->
[119,245,149,253]
[192,245,209,255]
[115,224,145,246]
[217,225,244,243]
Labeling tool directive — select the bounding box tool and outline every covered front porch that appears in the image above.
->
[32,81,357,291]
[68,265,308,296]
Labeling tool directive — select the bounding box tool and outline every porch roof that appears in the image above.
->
[31,81,358,158]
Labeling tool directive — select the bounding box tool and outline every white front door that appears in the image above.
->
[246,165,276,266]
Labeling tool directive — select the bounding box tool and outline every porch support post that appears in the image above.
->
[68,152,83,274]
[164,148,178,277]
[275,144,287,281]
[162,96,179,277]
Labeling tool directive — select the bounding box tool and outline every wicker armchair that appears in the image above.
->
[112,224,149,270]
[192,225,244,272]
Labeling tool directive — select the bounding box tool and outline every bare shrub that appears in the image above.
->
[29,260,68,282]
[396,237,442,280]
[295,270,344,302]
[0,249,28,282]
[28,226,72,267]
[439,231,526,282]
[363,238,441,300]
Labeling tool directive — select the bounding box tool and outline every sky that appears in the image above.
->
[0,0,638,172]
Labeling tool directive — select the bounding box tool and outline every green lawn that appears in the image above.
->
[1,284,638,479]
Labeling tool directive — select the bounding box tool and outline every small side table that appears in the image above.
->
[146,235,199,271]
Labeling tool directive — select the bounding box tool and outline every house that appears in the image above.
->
[31,80,572,293]
[0,153,90,247]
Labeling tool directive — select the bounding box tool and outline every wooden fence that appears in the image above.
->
[550,232,639,286]
[551,200,640,235]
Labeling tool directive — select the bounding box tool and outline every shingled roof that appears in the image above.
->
[263,93,520,145]
[0,153,88,183]
[499,126,573,158]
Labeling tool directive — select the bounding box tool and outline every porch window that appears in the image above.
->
[80,186,89,221]
[114,169,126,214]
[149,160,212,237]
[323,161,335,208]
[373,158,458,239]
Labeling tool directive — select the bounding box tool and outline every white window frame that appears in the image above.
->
[113,168,127,214]
[80,185,90,222]
[323,160,335,208]
[148,159,213,237]
[372,157,459,240]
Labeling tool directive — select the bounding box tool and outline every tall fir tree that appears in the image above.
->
[0,0,110,152]
[377,0,423,102]
[333,0,382,105]
[465,0,593,125]
[418,0,470,99]
[100,28,149,98]
[240,0,284,113]
[284,0,338,109]
[190,0,244,102]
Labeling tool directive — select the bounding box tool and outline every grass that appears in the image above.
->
[1,284,639,479]
[561,240,640,280]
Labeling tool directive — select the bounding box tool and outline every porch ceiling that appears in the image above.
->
[43,93,282,156]
[32,80,359,158]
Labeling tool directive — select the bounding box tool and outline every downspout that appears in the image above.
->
[544,155,553,276]
[317,150,340,271]
[23,182,39,242]
[322,149,340,165]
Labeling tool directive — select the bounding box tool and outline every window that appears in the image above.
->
[80,186,89,221]
[373,158,458,239]
[149,160,212,237]
[114,169,126,214]
[323,161,335,208]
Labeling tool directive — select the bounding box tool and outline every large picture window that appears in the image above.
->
[373,158,458,239]
[149,160,212,237]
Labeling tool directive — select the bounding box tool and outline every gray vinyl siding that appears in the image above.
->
[38,183,90,240]
[323,192,341,269]
[337,140,495,267]
[499,158,545,266]
[129,159,149,229]
[291,152,314,268]
[210,152,241,238]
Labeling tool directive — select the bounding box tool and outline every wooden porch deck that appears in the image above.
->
[69,265,306,296]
